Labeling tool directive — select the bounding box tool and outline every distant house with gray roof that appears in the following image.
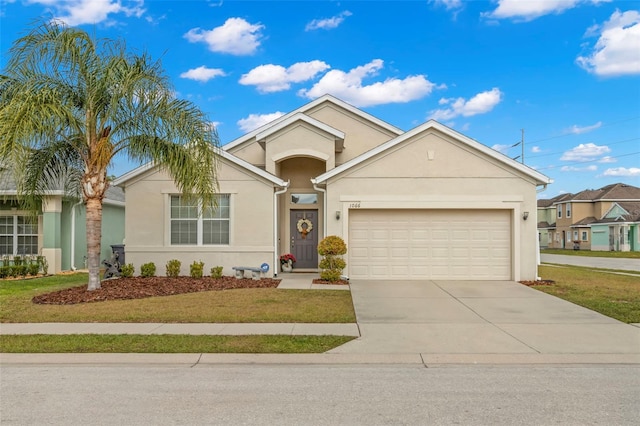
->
[537,183,640,252]
[0,166,125,273]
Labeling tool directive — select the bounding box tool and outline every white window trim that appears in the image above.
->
[566,204,571,218]
[581,231,588,242]
[0,213,39,256]
[557,206,562,218]
[168,195,231,246]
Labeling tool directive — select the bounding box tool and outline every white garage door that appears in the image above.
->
[349,209,511,280]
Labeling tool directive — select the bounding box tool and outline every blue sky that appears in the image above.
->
[1,0,639,199]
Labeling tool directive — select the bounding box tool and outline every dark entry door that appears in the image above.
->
[290,210,318,268]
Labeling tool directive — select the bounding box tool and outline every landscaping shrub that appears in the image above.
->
[190,261,204,278]
[318,235,347,282]
[0,266,9,278]
[210,266,223,278]
[166,259,181,277]
[121,263,135,278]
[28,263,39,276]
[140,262,156,278]
[39,256,49,276]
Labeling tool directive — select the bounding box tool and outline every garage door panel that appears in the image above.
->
[349,209,511,280]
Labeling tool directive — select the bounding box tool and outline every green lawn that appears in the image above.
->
[0,273,356,353]
[0,273,356,323]
[535,265,640,323]
[0,334,354,353]
[541,249,640,259]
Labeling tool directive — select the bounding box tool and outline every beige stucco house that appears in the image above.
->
[115,95,551,281]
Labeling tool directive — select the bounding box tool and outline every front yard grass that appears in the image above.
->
[0,273,355,323]
[0,334,354,353]
[0,273,357,353]
[536,265,640,323]
[541,249,640,259]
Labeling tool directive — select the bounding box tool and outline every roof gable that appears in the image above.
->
[223,94,403,152]
[312,120,551,185]
[113,147,287,188]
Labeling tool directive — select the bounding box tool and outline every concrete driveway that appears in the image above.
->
[329,280,640,356]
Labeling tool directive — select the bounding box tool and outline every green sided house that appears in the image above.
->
[0,167,125,273]
[114,95,551,281]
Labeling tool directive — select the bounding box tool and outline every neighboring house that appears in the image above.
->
[0,167,125,273]
[537,193,572,248]
[115,95,551,281]
[541,183,640,251]
[591,201,640,252]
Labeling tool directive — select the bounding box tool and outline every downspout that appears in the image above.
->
[273,181,290,277]
[312,181,327,237]
[70,200,83,270]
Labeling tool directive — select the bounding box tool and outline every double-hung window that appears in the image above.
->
[0,215,39,256]
[170,195,230,245]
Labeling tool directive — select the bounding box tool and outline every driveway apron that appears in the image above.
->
[328,280,640,355]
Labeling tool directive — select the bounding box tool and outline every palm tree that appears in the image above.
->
[0,20,219,290]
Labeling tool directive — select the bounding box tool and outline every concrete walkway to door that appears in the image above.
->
[329,280,640,361]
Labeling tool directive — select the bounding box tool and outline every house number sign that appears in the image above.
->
[349,202,361,208]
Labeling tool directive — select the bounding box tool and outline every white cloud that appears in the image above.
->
[560,165,598,172]
[602,167,640,177]
[298,59,436,107]
[565,121,602,134]
[237,112,286,133]
[27,0,145,26]
[560,143,611,161]
[306,11,352,31]
[429,88,503,121]
[430,0,463,10]
[482,0,609,22]
[531,146,542,153]
[576,10,640,76]
[599,156,617,163]
[491,144,512,154]
[239,61,330,93]
[180,66,226,82]
[184,18,264,55]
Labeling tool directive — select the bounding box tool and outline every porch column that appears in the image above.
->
[42,195,62,273]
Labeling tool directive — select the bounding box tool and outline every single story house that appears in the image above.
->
[0,167,125,273]
[115,95,551,281]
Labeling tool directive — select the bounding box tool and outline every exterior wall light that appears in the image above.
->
[523,211,529,220]
[335,211,341,220]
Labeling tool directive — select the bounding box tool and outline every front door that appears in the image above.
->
[290,210,318,269]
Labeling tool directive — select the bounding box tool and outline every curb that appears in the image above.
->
[2,353,639,366]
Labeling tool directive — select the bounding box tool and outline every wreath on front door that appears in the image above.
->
[296,218,313,239]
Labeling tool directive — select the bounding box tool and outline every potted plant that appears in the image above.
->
[279,253,296,272]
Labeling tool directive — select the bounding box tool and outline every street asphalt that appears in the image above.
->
[1,262,639,365]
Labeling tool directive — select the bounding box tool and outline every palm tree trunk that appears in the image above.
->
[86,197,103,291]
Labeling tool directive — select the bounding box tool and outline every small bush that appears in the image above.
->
[210,266,223,278]
[13,256,23,266]
[166,259,181,278]
[318,235,347,282]
[28,263,39,276]
[121,263,135,278]
[320,269,342,282]
[0,266,9,278]
[39,257,49,276]
[190,261,204,278]
[140,262,156,278]
[317,235,347,256]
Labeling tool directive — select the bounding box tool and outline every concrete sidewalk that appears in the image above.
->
[0,322,359,336]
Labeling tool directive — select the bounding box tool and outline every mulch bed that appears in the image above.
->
[519,279,555,287]
[32,276,281,305]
